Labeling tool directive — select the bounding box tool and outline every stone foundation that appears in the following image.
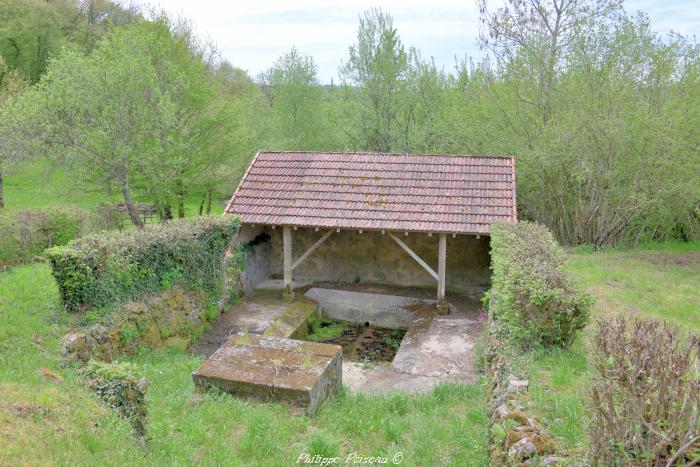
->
[62,286,218,362]
[192,334,342,413]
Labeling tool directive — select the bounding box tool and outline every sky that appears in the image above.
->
[141,0,700,84]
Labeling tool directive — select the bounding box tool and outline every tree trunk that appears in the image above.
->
[206,188,213,215]
[198,192,206,216]
[0,170,4,209]
[120,185,144,228]
[176,179,185,219]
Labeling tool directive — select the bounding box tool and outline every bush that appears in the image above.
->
[0,205,124,266]
[0,206,87,264]
[589,316,700,465]
[487,221,591,348]
[84,360,149,437]
[46,216,240,311]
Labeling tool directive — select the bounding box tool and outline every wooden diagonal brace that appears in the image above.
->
[388,232,438,281]
[292,229,334,270]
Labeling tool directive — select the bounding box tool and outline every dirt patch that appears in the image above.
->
[632,251,700,267]
[0,401,51,418]
[604,279,626,288]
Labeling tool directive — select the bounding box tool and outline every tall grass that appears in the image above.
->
[0,263,490,466]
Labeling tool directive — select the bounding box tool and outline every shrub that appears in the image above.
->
[0,204,124,266]
[589,316,700,465]
[91,203,125,232]
[0,206,87,264]
[46,216,240,311]
[487,221,591,348]
[84,360,149,437]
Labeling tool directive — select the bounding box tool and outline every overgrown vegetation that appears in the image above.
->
[521,241,700,461]
[0,204,122,265]
[0,263,490,465]
[83,360,149,438]
[589,316,699,465]
[46,216,239,311]
[1,0,699,244]
[306,315,351,342]
[488,221,591,348]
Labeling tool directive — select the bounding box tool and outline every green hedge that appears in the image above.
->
[47,216,240,311]
[487,221,591,348]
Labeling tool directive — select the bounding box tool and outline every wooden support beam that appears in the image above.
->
[283,225,293,293]
[388,232,438,281]
[438,233,447,301]
[292,230,333,271]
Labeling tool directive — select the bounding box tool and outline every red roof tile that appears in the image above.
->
[225,151,517,234]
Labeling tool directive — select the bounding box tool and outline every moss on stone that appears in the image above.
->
[264,297,318,339]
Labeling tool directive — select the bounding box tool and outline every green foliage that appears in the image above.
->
[305,316,351,342]
[0,0,138,82]
[203,304,220,322]
[261,47,323,150]
[232,243,250,270]
[488,221,591,348]
[84,360,148,436]
[589,316,700,465]
[3,3,699,244]
[0,206,89,264]
[118,327,137,346]
[0,17,243,226]
[46,216,240,311]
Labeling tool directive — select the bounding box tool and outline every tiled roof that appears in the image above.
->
[225,151,517,234]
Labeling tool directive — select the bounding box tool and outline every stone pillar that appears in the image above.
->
[282,225,295,300]
[437,233,449,314]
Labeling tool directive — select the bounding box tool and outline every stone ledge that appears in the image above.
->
[263,297,319,339]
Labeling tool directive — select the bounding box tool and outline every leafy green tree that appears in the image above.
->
[0,54,27,209]
[0,0,138,83]
[340,8,408,152]
[1,19,236,226]
[261,47,323,150]
[474,0,700,245]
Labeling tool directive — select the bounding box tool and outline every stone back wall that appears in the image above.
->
[267,227,491,291]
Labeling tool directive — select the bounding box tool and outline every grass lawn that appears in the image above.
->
[523,241,700,460]
[0,264,490,466]
[1,241,697,464]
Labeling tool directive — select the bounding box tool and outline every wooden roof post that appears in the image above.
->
[437,233,449,314]
[282,225,295,301]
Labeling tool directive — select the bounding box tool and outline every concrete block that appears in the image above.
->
[263,297,318,339]
[304,287,435,329]
[281,291,296,302]
[193,334,341,413]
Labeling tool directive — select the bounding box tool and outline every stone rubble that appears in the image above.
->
[486,321,561,465]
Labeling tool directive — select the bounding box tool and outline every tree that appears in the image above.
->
[340,8,408,152]
[0,54,27,209]
[474,1,700,245]
[477,0,622,125]
[1,19,236,226]
[0,0,138,83]
[261,47,323,150]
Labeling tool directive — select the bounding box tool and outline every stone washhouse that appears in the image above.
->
[193,151,518,411]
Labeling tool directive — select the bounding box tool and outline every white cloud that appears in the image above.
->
[143,0,699,83]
